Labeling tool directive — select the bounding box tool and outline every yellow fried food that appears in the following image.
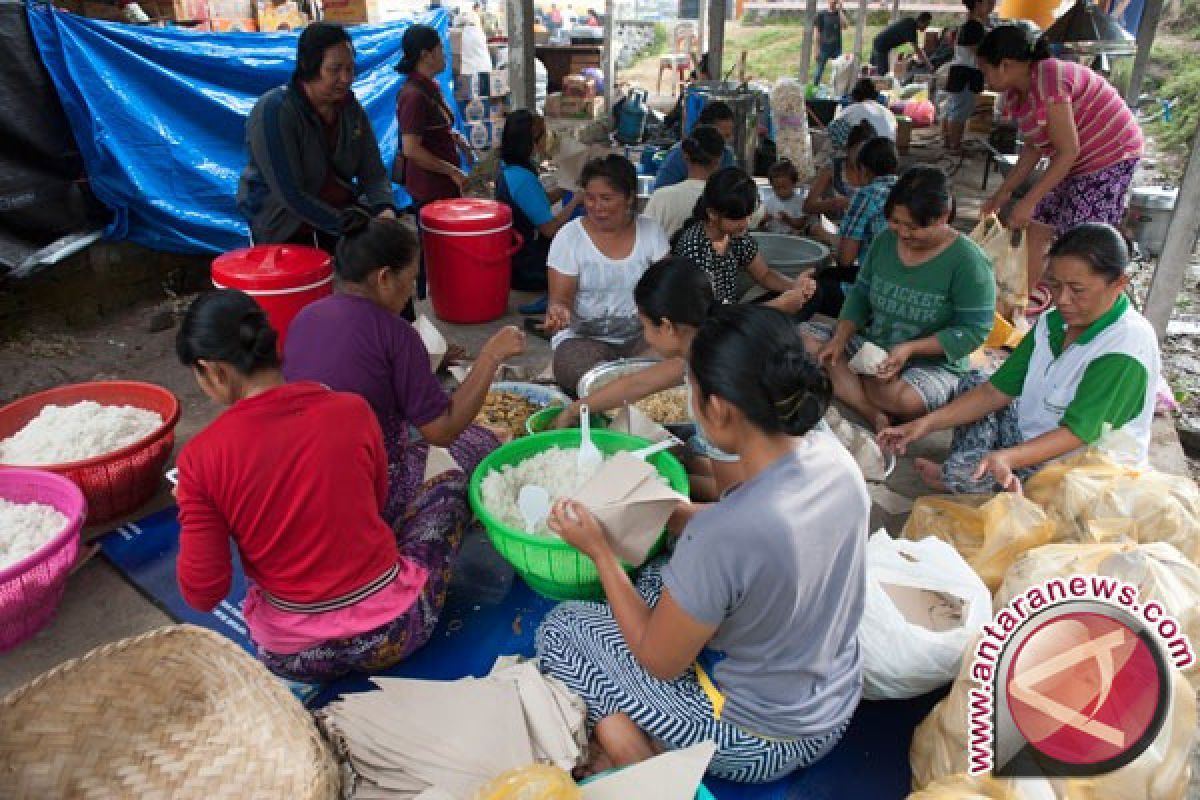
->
[474,391,541,438]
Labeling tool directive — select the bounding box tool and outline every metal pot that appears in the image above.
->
[683,81,768,172]
[1127,185,1177,257]
[749,233,832,277]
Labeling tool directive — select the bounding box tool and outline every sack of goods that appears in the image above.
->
[970,213,1028,319]
[1024,450,1200,565]
[901,493,1058,592]
[996,540,1200,690]
[910,634,1198,799]
[908,772,1058,800]
[859,532,992,700]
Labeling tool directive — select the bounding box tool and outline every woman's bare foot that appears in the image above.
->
[572,738,615,780]
[914,458,949,492]
[594,713,658,769]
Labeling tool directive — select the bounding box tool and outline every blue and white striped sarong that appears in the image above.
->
[535,561,849,784]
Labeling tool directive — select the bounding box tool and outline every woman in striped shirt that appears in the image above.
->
[978,26,1143,306]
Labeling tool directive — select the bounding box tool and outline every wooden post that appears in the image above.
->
[708,0,726,81]
[1143,120,1200,339]
[698,0,708,68]
[603,0,616,112]
[799,0,817,83]
[855,0,867,64]
[1124,0,1164,105]
[505,0,535,110]
[891,0,899,23]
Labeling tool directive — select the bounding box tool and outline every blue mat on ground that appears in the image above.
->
[100,509,942,800]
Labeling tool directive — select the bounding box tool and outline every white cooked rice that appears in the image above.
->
[0,498,69,571]
[480,446,608,536]
[0,401,163,465]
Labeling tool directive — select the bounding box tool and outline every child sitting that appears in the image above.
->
[760,160,811,236]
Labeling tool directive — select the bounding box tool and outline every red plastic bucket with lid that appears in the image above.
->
[210,245,333,350]
[420,199,523,324]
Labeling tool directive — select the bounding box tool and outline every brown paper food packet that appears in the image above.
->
[571,452,685,566]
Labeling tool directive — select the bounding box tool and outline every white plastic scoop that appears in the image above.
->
[517,485,552,532]
[630,439,677,462]
[577,403,603,472]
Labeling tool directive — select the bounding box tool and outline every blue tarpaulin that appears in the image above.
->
[26,5,458,255]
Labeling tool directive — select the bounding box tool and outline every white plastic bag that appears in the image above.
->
[860,531,992,700]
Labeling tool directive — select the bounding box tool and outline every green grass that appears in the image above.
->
[1145,40,1200,160]
[722,24,888,82]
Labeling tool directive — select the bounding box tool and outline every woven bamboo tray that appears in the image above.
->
[0,625,339,799]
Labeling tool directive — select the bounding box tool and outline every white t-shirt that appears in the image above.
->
[547,215,670,347]
[761,189,809,235]
[644,179,705,238]
[459,23,493,77]
[835,101,898,140]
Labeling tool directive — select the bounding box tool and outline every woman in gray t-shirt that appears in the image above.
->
[536,305,869,784]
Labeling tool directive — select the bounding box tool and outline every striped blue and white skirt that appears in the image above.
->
[535,561,849,784]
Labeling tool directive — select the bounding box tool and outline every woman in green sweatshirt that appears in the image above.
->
[802,166,996,431]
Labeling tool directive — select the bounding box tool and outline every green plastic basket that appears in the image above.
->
[524,406,610,436]
[468,429,689,601]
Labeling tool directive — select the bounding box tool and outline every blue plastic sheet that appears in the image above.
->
[26,5,458,255]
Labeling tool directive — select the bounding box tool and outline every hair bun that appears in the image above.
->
[761,345,830,437]
[238,310,278,359]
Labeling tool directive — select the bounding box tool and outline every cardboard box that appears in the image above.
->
[488,69,509,97]
[563,75,596,99]
[449,29,463,71]
[207,0,254,17]
[545,93,604,120]
[255,0,307,30]
[209,16,257,30]
[159,0,208,20]
[320,0,383,24]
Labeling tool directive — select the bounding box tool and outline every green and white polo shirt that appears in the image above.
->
[989,294,1160,463]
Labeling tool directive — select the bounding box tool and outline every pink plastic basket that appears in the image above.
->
[0,469,86,652]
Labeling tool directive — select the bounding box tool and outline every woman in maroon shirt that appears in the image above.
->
[395,24,470,311]
[175,289,464,682]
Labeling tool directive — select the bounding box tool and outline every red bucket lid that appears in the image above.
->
[211,245,332,292]
[420,198,512,233]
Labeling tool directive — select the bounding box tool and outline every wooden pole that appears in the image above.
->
[505,0,535,110]
[1143,118,1200,339]
[1124,0,1164,105]
[891,0,899,23]
[708,0,726,82]
[855,0,867,64]
[698,0,708,62]
[603,0,616,112]
[799,0,817,83]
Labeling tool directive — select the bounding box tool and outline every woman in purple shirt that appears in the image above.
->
[283,213,524,538]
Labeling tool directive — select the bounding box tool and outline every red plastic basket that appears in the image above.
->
[0,469,86,651]
[0,382,181,526]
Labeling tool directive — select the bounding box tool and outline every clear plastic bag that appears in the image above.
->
[908,772,1058,800]
[1024,451,1200,564]
[969,214,1028,318]
[901,494,1057,592]
[861,532,993,700]
[472,765,580,800]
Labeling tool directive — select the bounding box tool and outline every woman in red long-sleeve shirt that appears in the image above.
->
[174,289,458,682]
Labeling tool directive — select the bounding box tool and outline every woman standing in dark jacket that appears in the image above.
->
[238,23,395,250]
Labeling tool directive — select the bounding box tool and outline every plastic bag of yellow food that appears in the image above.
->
[472,764,580,800]
[1024,452,1200,563]
[910,640,1197,799]
[907,772,1057,800]
[969,214,1027,318]
[996,541,1200,689]
[902,494,1057,592]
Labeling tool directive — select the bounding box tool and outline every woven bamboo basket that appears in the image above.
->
[0,625,340,799]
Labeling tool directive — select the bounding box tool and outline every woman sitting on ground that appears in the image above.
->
[672,166,815,313]
[543,155,670,394]
[537,305,868,783]
[879,223,1160,493]
[644,125,727,238]
[283,214,524,530]
[494,110,583,311]
[556,256,766,500]
[803,119,877,230]
[175,290,448,682]
[803,166,995,431]
[809,136,900,318]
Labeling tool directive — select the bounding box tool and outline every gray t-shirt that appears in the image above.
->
[662,429,869,739]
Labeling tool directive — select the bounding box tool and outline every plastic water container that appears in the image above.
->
[420,199,523,324]
[211,245,332,351]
